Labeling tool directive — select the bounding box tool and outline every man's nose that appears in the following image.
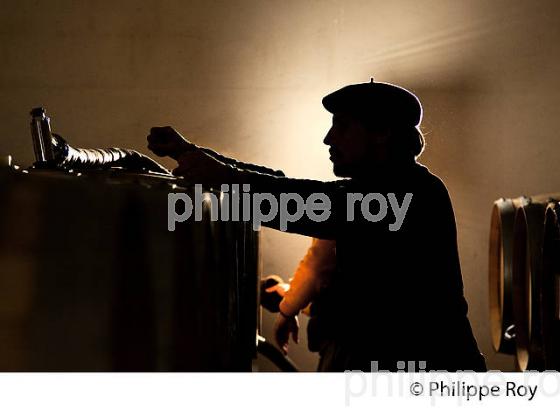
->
[323,128,333,146]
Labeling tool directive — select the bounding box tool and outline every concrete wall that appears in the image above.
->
[1,0,559,371]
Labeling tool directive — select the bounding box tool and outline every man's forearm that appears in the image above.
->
[200,147,285,177]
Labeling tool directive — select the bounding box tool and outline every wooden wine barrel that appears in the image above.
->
[543,201,560,370]
[0,165,259,371]
[511,195,558,370]
[489,197,527,354]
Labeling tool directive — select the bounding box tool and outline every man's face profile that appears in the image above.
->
[323,112,379,178]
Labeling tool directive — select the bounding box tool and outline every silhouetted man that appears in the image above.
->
[147,80,486,371]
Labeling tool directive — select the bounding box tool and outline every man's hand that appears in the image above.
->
[273,313,299,355]
[147,126,196,160]
[265,282,290,298]
[260,275,289,313]
[147,126,235,185]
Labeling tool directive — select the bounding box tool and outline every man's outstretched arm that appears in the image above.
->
[147,126,339,239]
[147,126,285,176]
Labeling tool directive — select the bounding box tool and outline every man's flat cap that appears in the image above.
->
[322,79,422,126]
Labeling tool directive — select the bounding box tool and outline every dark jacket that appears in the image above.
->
[243,159,485,371]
